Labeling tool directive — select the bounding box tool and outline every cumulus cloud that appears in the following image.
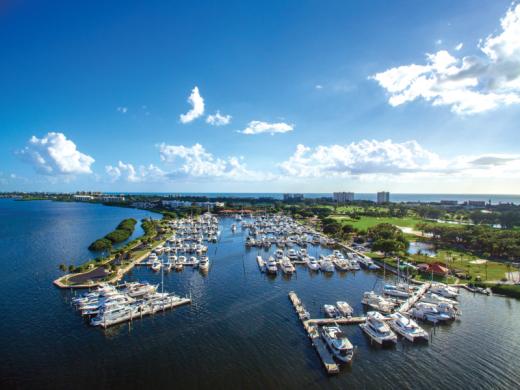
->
[371,3,520,114]
[279,139,520,180]
[17,132,95,175]
[315,84,323,89]
[455,42,463,51]
[117,106,128,113]
[239,120,294,135]
[105,161,165,183]
[157,143,271,181]
[206,111,232,126]
[179,86,205,123]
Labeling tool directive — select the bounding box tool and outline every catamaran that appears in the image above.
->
[388,312,429,342]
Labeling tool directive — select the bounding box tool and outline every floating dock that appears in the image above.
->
[288,291,340,374]
[397,282,431,313]
[256,256,265,272]
[97,296,191,328]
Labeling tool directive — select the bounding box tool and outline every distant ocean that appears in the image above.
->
[112,192,520,204]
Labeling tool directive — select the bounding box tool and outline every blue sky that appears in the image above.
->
[1,0,520,193]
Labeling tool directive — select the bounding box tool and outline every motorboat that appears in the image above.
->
[359,311,397,346]
[175,257,185,271]
[266,256,278,274]
[361,291,396,314]
[388,312,429,342]
[280,257,295,274]
[430,283,459,299]
[409,302,452,323]
[307,256,320,271]
[151,260,162,272]
[320,325,354,363]
[383,284,410,299]
[287,249,299,261]
[323,304,341,318]
[199,256,209,271]
[320,258,335,273]
[336,301,354,317]
[420,292,459,307]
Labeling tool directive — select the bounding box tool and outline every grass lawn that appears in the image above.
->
[410,249,511,282]
[333,215,424,231]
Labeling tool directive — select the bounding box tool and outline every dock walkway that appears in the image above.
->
[397,283,431,313]
[288,291,339,374]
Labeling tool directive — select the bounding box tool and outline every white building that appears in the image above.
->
[333,192,354,203]
[377,191,390,204]
[73,195,94,201]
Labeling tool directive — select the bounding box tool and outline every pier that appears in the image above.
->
[289,291,340,374]
[397,282,431,313]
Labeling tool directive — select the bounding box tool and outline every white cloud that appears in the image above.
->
[206,111,232,126]
[436,39,443,45]
[17,132,95,175]
[279,139,520,180]
[455,42,463,51]
[239,120,294,135]
[105,161,164,183]
[371,3,520,114]
[179,86,205,123]
[117,107,128,113]
[157,143,271,181]
[315,84,323,89]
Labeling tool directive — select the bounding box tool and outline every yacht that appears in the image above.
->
[274,249,284,260]
[420,292,459,307]
[388,312,429,342]
[287,249,299,261]
[266,256,278,274]
[280,257,296,274]
[175,257,185,271]
[409,302,452,323]
[320,325,354,363]
[430,283,459,299]
[307,257,320,271]
[359,311,397,346]
[383,284,410,299]
[320,257,335,273]
[185,256,199,266]
[151,259,162,272]
[199,256,209,271]
[361,291,396,314]
[124,282,157,298]
[231,224,237,232]
[358,256,380,270]
[348,259,360,270]
[336,301,354,317]
[323,304,341,318]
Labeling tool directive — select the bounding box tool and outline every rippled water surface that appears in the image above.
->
[1,199,519,389]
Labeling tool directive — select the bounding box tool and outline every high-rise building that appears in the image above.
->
[283,193,304,201]
[333,192,354,203]
[377,191,390,204]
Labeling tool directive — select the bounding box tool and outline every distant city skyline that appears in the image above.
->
[1,0,520,193]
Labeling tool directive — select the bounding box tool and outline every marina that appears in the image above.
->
[2,200,520,388]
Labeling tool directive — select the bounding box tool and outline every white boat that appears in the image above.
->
[199,256,209,271]
[175,257,184,271]
[409,302,452,323]
[231,224,237,232]
[359,311,397,346]
[280,256,295,274]
[287,249,299,261]
[321,325,354,363]
[320,258,335,273]
[420,292,459,307]
[336,301,354,317]
[388,312,429,342]
[361,291,396,314]
[266,256,278,274]
[430,283,459,299]
[307,257,320,271]
[383,284,410,298]
[151,260,162,272]
[274,249,284,260]
[323,304,341,318]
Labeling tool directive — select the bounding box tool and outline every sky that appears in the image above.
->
[1,0,520,194]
